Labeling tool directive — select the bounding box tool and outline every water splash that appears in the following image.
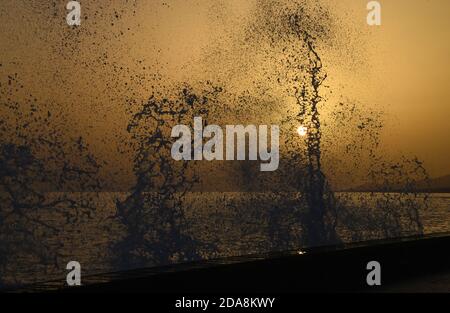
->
[114,85,221,268]
[323,100,429,242]
[287,14,339,246]
[0,74,101,286]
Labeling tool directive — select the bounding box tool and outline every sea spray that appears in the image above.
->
[288,14,339,246]
[0,74,102,286]
[114,86,221,268]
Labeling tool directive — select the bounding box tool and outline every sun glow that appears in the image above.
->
[297,125,308,137]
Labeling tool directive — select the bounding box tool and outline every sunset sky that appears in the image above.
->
[1,0,449,189]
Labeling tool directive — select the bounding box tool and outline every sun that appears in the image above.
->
[297,125,308,137]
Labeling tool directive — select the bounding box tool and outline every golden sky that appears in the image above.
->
[1,0,449,189]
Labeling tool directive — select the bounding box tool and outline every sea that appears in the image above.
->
[1,192,448,287]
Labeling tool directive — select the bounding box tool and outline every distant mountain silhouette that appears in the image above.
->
[418,174,450,192]
[346,174,450,193]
